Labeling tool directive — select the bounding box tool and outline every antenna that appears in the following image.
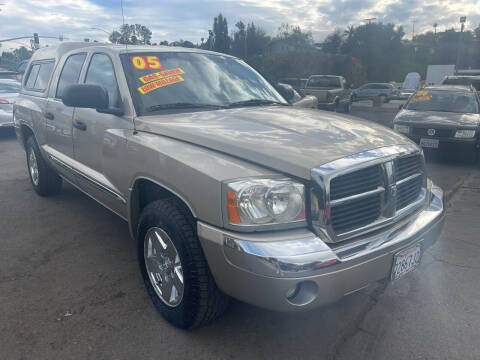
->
[121,0,127,49]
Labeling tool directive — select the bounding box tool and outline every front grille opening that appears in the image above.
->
[397,176,423,210]
[395,155,422,180]
[331,193,381,234]
[411,127,452,138]
[330,165,381,200]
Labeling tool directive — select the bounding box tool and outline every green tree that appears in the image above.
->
[231,21,247,58]
[212,13,230,53]
[321,30,343,54]
[109,24,152,45]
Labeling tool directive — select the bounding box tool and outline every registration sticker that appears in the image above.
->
[137,75,184,94]
[130,56,163,70]
[139,68,185,84]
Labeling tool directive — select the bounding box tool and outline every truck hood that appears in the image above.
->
[134,106,411,179]
[395,109,480,127]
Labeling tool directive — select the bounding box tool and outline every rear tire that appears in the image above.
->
[137,199,229,329]
[25,136,62,196]
[343,102,351,113]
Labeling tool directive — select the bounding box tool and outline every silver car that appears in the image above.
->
[14,43,445,329]
[0,79,21,128]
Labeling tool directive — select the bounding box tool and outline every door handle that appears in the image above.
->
[44,112,54,120]
[73,120,87,131]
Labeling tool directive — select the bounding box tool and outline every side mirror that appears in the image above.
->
[62,84,109,110]
[276,83,295,102]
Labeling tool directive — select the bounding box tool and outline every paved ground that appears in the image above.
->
[1,113,479,360]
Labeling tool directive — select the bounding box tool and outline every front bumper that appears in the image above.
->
[198,183,445,311]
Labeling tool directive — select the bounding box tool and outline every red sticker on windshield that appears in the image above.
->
[130,56,163,70]
[137,75,184,94]
[139,68,184,84]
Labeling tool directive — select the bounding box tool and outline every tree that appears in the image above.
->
[212,13,230,53]
[109,24,152,45]
[276,24,313,46]
[231,21,247,58]
[321,30,343,54]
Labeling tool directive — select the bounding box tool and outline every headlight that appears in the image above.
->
[454,129,476,138]
[394,124,410,134]
[224,178,305,227]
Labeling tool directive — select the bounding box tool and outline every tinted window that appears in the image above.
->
[34,62,54,91]
[85,54,119,107]
[56,53,86,99]
[405,90,479,113]
[121,52,286,115]
[443,78,480,91]
[25,64,40,89]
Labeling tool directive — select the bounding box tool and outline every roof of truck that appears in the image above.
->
[29,43,231,62]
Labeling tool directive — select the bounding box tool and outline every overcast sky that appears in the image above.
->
[1,0,480,51]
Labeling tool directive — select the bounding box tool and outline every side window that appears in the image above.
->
[25,64,40,89]
[85,54,119,107]
[34,62,54,91]
[24,61,54,91]
[56,53,87,99]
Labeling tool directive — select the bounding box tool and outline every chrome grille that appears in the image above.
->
[311,145,427,243]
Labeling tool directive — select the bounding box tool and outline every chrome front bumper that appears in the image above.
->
[198,183,445,311]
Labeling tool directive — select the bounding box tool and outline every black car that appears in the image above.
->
[393,85,480,162]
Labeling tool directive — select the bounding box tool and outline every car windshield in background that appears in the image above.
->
[405,90,479,114]
[307,76,340,88]
[443,78,480,91]
[121,52,286,115]
[0,81,20,93]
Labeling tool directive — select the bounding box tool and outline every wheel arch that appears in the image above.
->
[19,123,35,148]
[128,177,197,240]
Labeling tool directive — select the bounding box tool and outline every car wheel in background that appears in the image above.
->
[137,198,230,329]
[25,136,62,196]
[379,94,387,103]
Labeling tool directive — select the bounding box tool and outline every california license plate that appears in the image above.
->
[391,244,422,281]
[419,138,439,149]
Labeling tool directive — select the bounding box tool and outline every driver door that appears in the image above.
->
[72,52,134,217]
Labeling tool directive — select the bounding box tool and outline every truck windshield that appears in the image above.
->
[405,90,479,114]
[307,76,340,88]
[121,52,287,115]
[442,78,480,91]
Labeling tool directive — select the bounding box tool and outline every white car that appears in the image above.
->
[0,79,21,128]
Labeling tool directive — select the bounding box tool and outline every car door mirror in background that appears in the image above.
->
[62,84,109,110]
[276,83,295,103]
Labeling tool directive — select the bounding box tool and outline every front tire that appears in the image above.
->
[25,136,62,196]
[137,199,229,329]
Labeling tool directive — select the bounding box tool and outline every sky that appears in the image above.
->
[1,0,480,52]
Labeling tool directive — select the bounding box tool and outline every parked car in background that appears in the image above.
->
[0,70,20,80]
[303,75,352,112]
[277,78,308,93]
[277,83,318,109]
[0,79,21,128]
[15,43,444,330]
[442,75,480,92]
[352,83,397,103]
[393,85,480,162]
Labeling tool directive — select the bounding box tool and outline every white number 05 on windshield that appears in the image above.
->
[391,244,422,281]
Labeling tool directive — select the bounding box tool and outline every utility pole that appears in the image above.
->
[456,16,467,69]
[433,23,438,36]
[412,20,417,40]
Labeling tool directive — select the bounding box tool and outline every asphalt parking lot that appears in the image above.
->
[1,104,480,359]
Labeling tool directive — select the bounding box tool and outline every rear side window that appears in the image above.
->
[24,61,54,91]
[56,53,87,99]
[25,64,40,89]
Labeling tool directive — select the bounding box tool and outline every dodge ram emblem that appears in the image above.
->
[427,128,436,136]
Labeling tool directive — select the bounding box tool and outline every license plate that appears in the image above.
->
[419,138,439,149]
[391,244,422,281]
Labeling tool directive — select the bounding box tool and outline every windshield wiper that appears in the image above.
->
[226,99,290,108]
[146,102,225,112]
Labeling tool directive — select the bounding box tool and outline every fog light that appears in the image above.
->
[394,124,410,134]
[285,281,319,306]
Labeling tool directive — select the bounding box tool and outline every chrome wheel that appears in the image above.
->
[28,148,39,186]
[144,227,184,307]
